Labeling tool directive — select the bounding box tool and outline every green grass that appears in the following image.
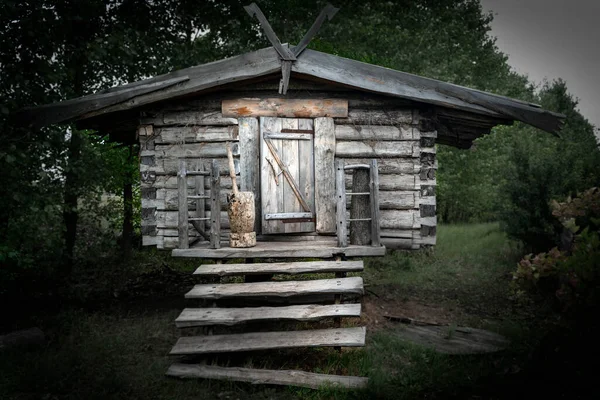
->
[0,223,541,400]
[365,223,524,326]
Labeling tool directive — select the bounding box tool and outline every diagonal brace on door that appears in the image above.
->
[264,138,311,212]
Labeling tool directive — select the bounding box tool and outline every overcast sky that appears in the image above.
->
[479,0,599,131]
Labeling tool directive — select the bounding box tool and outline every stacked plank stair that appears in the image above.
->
[166,260,369,390]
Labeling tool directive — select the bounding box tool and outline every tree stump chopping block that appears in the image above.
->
[226,142,256,248]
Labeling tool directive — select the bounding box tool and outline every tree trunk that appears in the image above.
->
[121,145,134,259]
[62,129,81,277]
[62,39,85,277]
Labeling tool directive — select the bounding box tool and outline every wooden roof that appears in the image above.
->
[17,45,564,148]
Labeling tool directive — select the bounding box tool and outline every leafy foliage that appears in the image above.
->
[512,188,600,314]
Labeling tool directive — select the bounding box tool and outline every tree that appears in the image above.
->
[499,80,600,251]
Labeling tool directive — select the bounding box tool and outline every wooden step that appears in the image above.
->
[193,260,364,277]
[170,326,366,355]
[175,304,362,327]
[185,277,363,300]
[172,241,386,259]
[166,363,369,389]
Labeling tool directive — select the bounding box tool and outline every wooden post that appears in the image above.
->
[350,168,371,245]
[314,117,336,234]
[334,256,345,352]
[335,159,347,247]
[195,162,206,238]
[178,159,189,249]
[370,159,381,247]
[238,118,261,234]
[210,160,221,249]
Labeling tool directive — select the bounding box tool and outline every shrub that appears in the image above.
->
[512,188,600,314]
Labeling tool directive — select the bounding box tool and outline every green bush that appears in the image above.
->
[512,188,600,314]
[499,81,600,252]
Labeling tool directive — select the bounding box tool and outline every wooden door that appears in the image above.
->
[260,117,315,234]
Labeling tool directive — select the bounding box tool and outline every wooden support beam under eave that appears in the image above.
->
[222,98,348,118]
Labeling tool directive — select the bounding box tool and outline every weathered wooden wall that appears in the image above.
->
[333,108,436,250]
[137,83,437,250]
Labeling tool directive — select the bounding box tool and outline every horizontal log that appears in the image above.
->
[418,216,437,226]
[378,191,416,209]
[381,237,415,250]
[157,210,230,229]
[334,109,414,125]
[160,158,237,176]
[222,98,348,118]
[339,158,419,174]
[335,124,416,141]
[158,228,230,238]
[341,190,416,210]
[142,235,163,247]
[148,174,237,190]
[335,141,416,158]
[345,174,417,191]
[343,210,417,229]
[155,126,239,144]
[379,210,418,230]
[380,229,419,239]
[143,142,239,159]
[142,111,238,126]
[419,196,436,206]
[420,130,437,138]
[151,188,229,211]
[166,363,369,390]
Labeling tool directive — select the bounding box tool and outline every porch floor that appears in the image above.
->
[171,238,385,258]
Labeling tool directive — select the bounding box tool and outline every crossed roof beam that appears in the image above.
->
[244,2,339,94]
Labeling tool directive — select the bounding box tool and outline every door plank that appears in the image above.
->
[261,117,284,233]
[282,118,301,232]
[298,119,316,232]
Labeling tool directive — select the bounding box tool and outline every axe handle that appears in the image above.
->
[226,142,239,196]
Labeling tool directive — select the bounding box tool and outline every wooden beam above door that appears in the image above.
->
[222,98,348,118]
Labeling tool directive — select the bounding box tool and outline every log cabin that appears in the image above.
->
[20,44,564,256]
[19,6,565,386]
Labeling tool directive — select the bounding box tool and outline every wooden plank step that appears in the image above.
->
[166,363,369,389]
[193,260,364,276]
[170,327,366,355]
[185,277,363,300]
[175,304,362,327]
[172,242,386,258]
